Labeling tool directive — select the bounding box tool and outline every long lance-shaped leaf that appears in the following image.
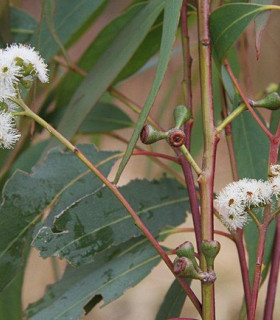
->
[42,0,164,157]
[32,177,189,266]
[26,238,161,320]
[0,145,117,292]
[114,0,183,183]
[210,3,277,62]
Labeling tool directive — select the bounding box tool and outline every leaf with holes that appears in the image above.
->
[26,237,161,320]
[32,177,189,266]
[0,145,117,292]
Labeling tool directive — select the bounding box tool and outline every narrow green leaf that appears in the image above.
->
[31,0,107,62]
[0,145,117,292]
[0,0,12,44]
[79,102,133,133]
[155,279,189,320]
[33,177,189,266]
[26,238,161,320]
[42,0,164,157]
[231,102,275,282]
[210,3,271,62]
[114,0,183,183]
[252,0,273,59]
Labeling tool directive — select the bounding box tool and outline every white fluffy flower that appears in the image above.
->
[270,165,280,177]
[215,181,245,215]
[3,44,48,83]
[221,211,249,231]
[0,111,21,149]
[216,178,274,231]
[270,176,280,197]
[0,56,21,101]
[237,178,272,206]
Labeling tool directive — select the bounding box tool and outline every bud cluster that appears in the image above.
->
[140,105,191,147]
[173,240,220,284]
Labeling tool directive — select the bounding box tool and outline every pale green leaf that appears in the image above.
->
[42,0,164,157]
[31,0,107,62]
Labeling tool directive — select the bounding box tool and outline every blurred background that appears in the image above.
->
[8,0,280,319]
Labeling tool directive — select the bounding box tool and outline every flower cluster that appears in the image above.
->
[216,167,280,231]
[0,44,48,149]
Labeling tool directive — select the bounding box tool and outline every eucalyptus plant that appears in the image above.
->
[0,0,280,319]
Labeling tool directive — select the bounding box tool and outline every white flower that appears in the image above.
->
[0,111,21,149]
[215,181,245,215]
[0,56,21,101]
[270,176,280,197]
[4,44,48,83]
[220,211,249,231]
[237,178,272,206]
[270,165,280,177]
[216,178,274,231]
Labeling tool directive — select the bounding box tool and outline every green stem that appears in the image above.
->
[216,104,246,134]
[11,96,202,315]
[246,208,262,230]
[197,0,218,318]
[271,206,280,216]
[179,145,202,175]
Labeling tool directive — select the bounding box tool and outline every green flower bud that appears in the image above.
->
[0,101,8,112]
[20,77,33,89]
[173,105,191,129]
[249,92,280,110]
[201,240,220,270]
[173,257,204,280]
[140,124,168,144]
[167,128,186,147]
[175,241,200,272]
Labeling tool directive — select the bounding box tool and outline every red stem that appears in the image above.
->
[233,231,252,317]
[224,59,273,140]
[132,150,179,163]
[263,125,280,319]
[220,84,252,316]
[180,0,202,254]
[263,215,280,319]
[249,216,271,320]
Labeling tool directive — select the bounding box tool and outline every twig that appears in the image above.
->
[180,0,202,255]
[223,59,273,140]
